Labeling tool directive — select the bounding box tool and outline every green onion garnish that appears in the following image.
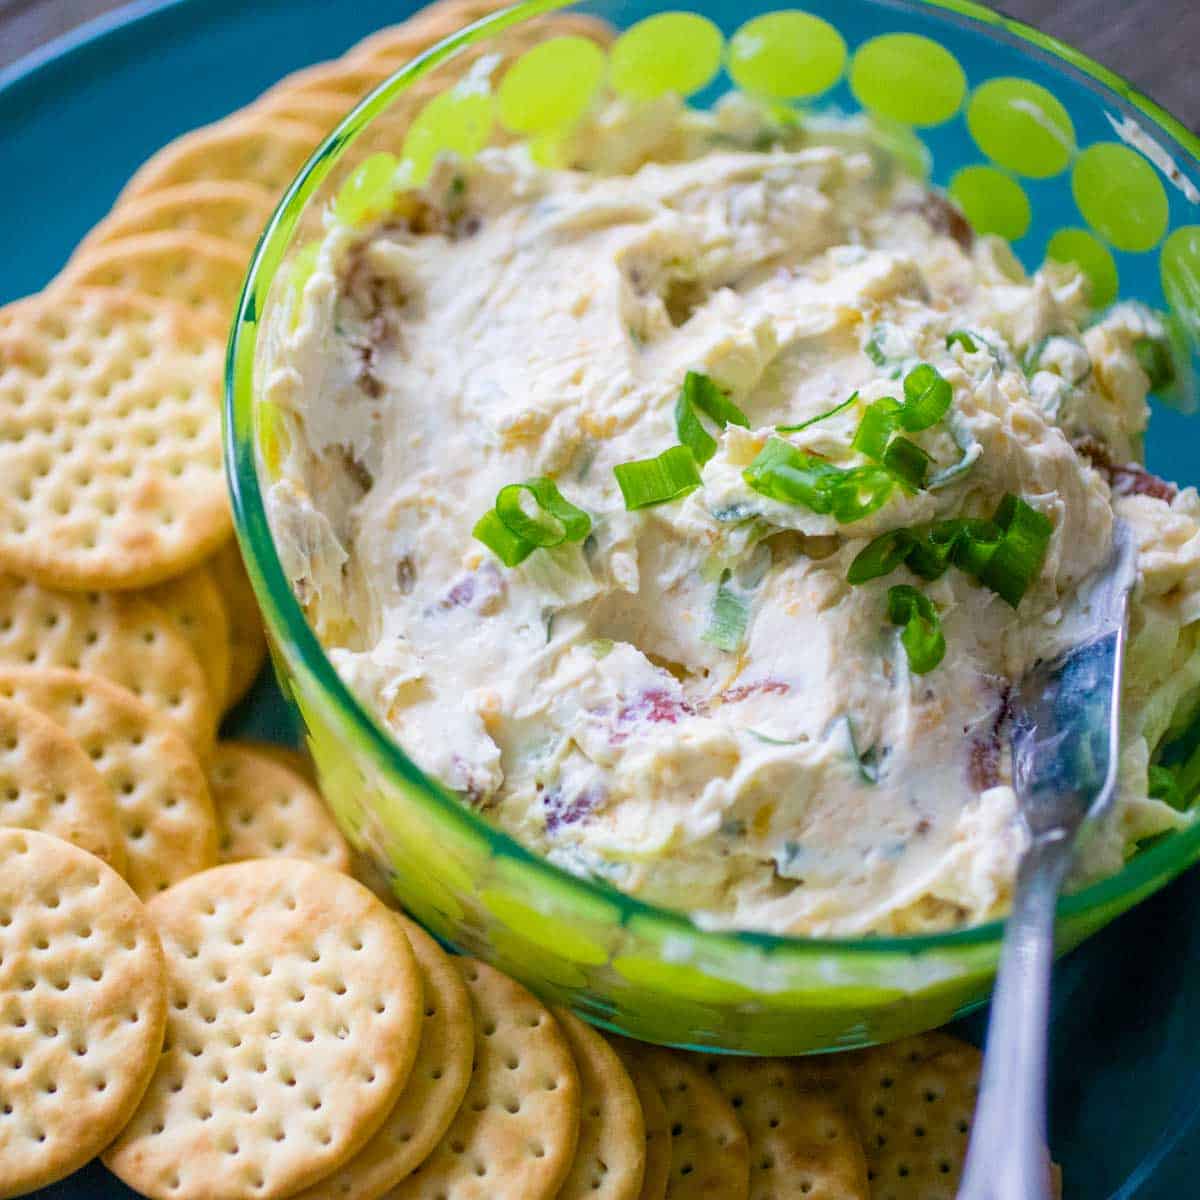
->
[702,571,749,652]
[674,370,749,466]
[846,528,914,584]
[1134,335,1175,393]
[614,444,702,510]
[829,466,895,523]
[473,510,536,567]
[851,397,902,461]
[899,363,953,431]
[843,714,880,783]
[887,584,946,674]
[776,391,859,434]
[495,477,590,547]
[978,494,1052,607]
[881,435,931,492]
[743,438,839,514]
[864,328,889,366]
[1148,763,1187,811]
[474,477,591,567]
[945,330,978,353]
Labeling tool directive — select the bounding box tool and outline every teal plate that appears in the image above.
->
[2,1,1198,1196]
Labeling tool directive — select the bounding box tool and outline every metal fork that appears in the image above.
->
[958,520,1138,1200]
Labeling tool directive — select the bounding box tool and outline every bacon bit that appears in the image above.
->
[717,679,790,705]
[904,190,974,252]
[541,785,603,834]
[967,683,1013,792]
[435,563,505,614]
[617,689,696,729]
[1073,435,1177,502]
[335,445,373,493]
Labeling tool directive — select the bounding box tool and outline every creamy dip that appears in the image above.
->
[263,93,1200,936]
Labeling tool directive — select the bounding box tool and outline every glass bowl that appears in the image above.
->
[226,0,1200,1055]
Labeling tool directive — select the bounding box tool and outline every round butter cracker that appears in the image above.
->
[555,1010,646,1200]
[0,693,124,873]
[704,1056,869,1200]
[209,538,268,711]
[0,667,218,899]
[0,827,166,1197]
[58,231,249,327]
[624,1045,749,1200]
[104,859,424,1200]
[118,112,324,203]
[0,574,214,754]
[75,181,275,258]
[145,565,231,731]
[209,741,350,872]
[0,286,230,593]
[389,958,581,1200]
[291,914,474,1200]
[618,1053,670,1200]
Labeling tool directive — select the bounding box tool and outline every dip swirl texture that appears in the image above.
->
[264,95,1200,936]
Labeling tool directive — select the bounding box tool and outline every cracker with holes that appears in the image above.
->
[703,1056,869,1200]
[146,566,231,731]
[626,1045,749,1200]
[251,740,317,782]
[58,231,249,326]
[0,668,218,899]
[261,59,395,105]
[209,741,349,872]
[834,1032,981,1200]
[0,285,230,593]
[554,1010,646,1200]
[617,1052,670,1200]
[389,958,581,1200]
[118,112,324,202]
[255,89,355,129]
[75,181,275,257]
[209,538,268,710]
[291,914,474,1200]
[0,694,124,872]
[104,859,424,1200]
[0,575,214,753]
[0,827,166,1197]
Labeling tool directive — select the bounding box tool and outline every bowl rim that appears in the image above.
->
[226,0,1200,962]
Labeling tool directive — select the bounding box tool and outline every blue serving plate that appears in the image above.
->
[2,1,1197,1195]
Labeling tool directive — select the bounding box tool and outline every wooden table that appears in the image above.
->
[2,0,1197,133]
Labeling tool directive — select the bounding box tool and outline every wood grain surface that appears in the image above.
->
[1,0,1197,131]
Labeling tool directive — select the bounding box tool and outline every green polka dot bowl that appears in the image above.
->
[227,0,1200,1055]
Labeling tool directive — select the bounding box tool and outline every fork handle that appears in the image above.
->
[957,833,1072,1200]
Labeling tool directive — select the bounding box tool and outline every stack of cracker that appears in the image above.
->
[0,2,1056,1197]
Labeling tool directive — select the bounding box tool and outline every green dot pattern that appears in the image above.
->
[871,117,932,180]
[949,165,1032,241]
[1045,228,1119,308]
[498,36,607,135]
[967,77,1075,178]
[401,87,494,187]
[1161,226,1200,344]
[334,151,399,226]
[1072,142,1169,253]
[610,12,723,99]
[850,33,966,126]
[727,11,847,100]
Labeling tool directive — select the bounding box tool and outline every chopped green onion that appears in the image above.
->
[882,436,931,491]
[1134,335,1176,392]
[946,330,978,353]
[674,370,749,466]
[949,517,1003,578]
[495,477,591,547]
[776,391,858,433]
[928,412,983,490]
[887,584,946,674]
[743,438,839,514]
[473,510,535,567]
[829,466,895,523]
[614,444,702,510]
[907,520,969,580]
[702,571,749,652]
[843,715,880,783]
[847,528,915,584]
[864,329,888,366]
[900,363,953,431]
[851,398,901,461]
[978,494,1052,607]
